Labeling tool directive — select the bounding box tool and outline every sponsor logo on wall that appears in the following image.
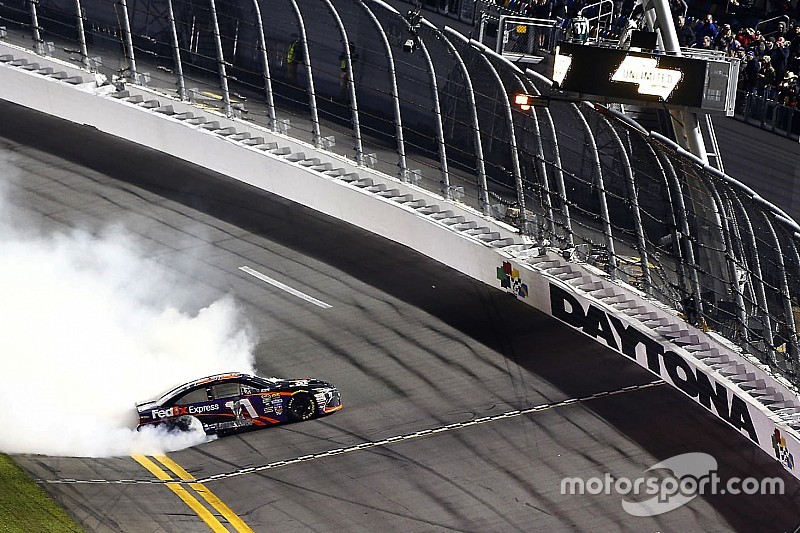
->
[773,429,795,469]
[549,283,758,444]
[497,261,528,298]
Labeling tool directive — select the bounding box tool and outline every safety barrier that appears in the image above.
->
[735,90,800,142]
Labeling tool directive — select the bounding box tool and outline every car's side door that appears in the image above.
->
[164,385,215,430]
[240,379,284,424]
[210,380,256,431]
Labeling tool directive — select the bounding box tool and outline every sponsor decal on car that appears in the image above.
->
[315,393,327,411]
[271,397,283,416]
[259,394,274,413]
[217,419,255,430]
[224,398,258,421]
[152,404,220,419]
[189,404,221,415]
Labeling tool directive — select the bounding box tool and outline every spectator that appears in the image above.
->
[669,0,688,17]
[764,36,776,57]
[742,50,761,92]
[339,42,359,97]
[531,0,553,48]
[532,0,553,20]
[695,13,719,47]
[286,34,304,86]
[790,26,800,53]
[752,31,768,56]
[776,20,788,40]
[676,15,696,47]
[777,71,798,106]
[698,34,715,49]
[729,38,743,56]
[757,55,777,97]
[551,0,568,18]
[735,27,755,49]
[771,36,791,84]
[714,23,735,51]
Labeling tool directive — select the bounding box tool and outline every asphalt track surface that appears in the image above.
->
[2,99,800,532]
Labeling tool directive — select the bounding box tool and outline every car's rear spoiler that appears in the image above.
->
[135,400,157,413]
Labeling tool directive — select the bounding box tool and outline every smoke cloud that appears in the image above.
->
[0,151,256,457]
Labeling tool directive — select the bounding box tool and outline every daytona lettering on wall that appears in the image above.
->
[548,283,759,444]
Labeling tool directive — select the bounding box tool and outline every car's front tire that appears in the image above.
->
[287,392,317,422]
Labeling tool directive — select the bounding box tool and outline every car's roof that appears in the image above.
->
[156,372,268,404]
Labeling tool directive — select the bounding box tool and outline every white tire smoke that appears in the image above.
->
[0,169,256,457]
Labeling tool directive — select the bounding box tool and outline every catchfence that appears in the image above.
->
[1,0,799,386]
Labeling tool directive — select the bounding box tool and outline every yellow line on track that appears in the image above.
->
[154,455,255,533]
[131,455,230,533]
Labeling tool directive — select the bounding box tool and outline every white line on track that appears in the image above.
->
[239,265,332,309]
[39,380,664,486]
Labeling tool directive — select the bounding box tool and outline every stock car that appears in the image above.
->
[136,372,342,435]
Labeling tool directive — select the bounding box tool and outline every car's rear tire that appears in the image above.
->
[162,415,202,433]
[287,393,316,422]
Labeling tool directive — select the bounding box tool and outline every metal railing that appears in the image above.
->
[735,90,800,141]
[399,0,485,25]
[577,0,614,41]
[755,15,791,40]
[492,15,560,56]
[2,0,800,385]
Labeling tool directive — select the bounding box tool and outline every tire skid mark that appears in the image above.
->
[38,380,664,486]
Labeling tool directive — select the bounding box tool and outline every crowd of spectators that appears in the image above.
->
[676,11,799,106]
[494,0,800,106]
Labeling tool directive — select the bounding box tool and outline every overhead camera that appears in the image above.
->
[403,37,417,54]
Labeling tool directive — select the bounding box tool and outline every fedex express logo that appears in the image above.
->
[152,404,220,419]
[611,56,683,99]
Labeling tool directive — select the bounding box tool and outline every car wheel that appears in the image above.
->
[287,392,317,422]
[164,415,202,433]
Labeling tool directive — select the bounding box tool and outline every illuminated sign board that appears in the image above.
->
[552,42,736,114]
[610,56,682,99]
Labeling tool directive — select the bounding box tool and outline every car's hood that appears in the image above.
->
[274,378,333,389]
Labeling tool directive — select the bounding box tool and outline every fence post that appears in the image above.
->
[574,104,617,276]
[118,0,137,80]
[321,0,363,164]
[166,0,186,100]
[208,0,232,117]
[442,28,490,215]
[359,0,407,178]
[28,0,43,55]
[250,0,276,130]
[74,0,90,68]
[287,0,322,147]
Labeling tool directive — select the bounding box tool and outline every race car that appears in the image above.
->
[136,372,342,435]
